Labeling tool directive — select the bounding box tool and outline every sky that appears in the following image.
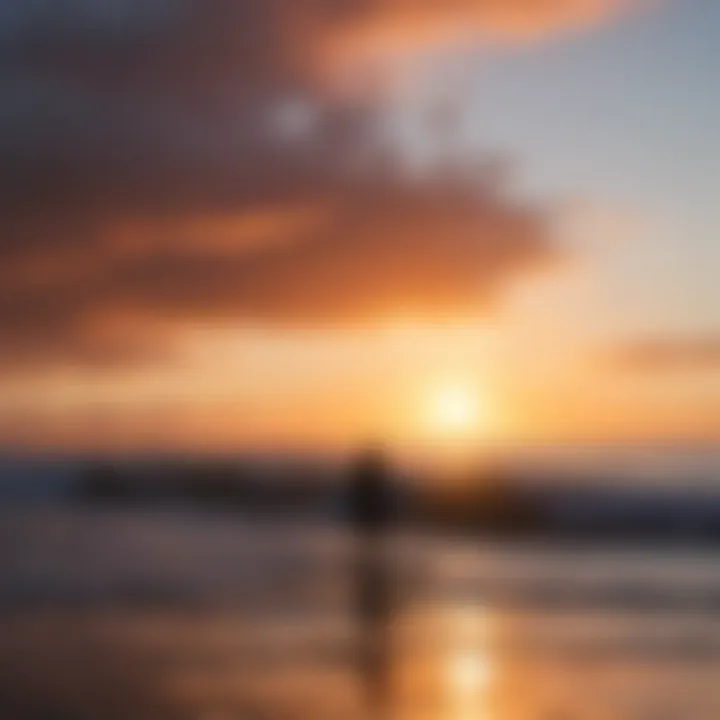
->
[0,0,717,453]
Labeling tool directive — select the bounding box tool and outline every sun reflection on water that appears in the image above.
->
[394,603,494,720]
[445,605,492,720]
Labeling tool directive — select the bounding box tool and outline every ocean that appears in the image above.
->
[1,447,719,719]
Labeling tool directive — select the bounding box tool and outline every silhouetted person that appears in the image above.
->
[346,446,395,716]
[347,446,393,535]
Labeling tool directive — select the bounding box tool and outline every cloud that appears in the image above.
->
[0,0,631,211]
[0,1,631,78]
[317,0,628,65]
[617,336,720,373]
[0,0,632,368]
[0,169,555,367]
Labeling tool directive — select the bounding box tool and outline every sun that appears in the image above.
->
[427,382,485,436]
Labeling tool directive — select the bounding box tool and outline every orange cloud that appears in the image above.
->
[313,0,630,71]
[617,336,720,373]
[0,0,642,370]
[112,205,333,256]
[0,169,555,368]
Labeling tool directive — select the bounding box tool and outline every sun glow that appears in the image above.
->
[427,382,488,437]
[447,605,493,720]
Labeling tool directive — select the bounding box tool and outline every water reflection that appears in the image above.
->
[353,539,394,715]
[4,510,720,718]
[5,583,720,719]
[347,446,495,719]
[384,602,495,720]
[446,608,492,720]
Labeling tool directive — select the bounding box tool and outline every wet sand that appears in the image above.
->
[2,507,720,719]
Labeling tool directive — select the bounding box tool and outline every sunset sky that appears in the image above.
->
[0,0,717,452]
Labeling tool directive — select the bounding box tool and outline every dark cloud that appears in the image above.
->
[0,0,625,367]
[0,0,628,82]
[0,170,554,367]
[618,336,720,373]
[0,0,629,208]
